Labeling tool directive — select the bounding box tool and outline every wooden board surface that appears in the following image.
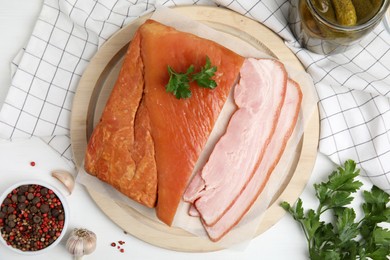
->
[70,6,319,252]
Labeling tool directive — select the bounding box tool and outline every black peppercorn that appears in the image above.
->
[17,203,26,210]
[40,188,48,196]
[27,193,34,200]
[7,206,15,214]
[33,215,41,224]
[11,194,17,203]
[32,197,40,204]
[40,204,49,213]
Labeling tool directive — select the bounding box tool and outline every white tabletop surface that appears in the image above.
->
[0,1,360,259]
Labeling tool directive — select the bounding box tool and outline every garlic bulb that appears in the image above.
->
[52,170,75,194]
[66,228,97,260]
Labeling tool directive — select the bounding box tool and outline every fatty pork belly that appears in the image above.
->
[183,58,288,226]
[203,79,302,241]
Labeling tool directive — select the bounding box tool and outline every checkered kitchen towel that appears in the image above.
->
[1,0,390,191]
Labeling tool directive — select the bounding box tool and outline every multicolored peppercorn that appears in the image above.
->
[0,184,65,251]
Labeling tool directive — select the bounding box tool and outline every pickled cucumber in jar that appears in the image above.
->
[352,0,383,23]
[290,0,388,54]
[311,0,336,22]
[352,0,374,23]
[310,0,383,26]
[331,0,357,26]
[301,0,323,35]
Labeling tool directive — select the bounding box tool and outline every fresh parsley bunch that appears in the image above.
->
[165,56,217,99]
[281,160,390,259]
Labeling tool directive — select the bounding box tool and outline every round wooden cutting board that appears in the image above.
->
[70,6,319,252]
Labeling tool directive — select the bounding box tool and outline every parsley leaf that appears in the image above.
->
[192,56,217,89]
[335,207,359,245]
[165,56,217,99]
[281,160,390,259]
[373,227,390,246]
[166,65,193,99]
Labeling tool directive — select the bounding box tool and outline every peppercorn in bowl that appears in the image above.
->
[0,180,69,255]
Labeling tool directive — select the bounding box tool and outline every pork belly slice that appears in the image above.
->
[183,58,288,226]
[188,204,200,217]
[204,79,302,242]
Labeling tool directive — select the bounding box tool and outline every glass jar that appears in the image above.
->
[289,0,390,55]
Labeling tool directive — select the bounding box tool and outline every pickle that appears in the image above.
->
[331,0,357,26]
[370,0,383,9]
[302,1,322,35]
[369,0,383,16]
[351,0,375,23]
[311,0,336,22]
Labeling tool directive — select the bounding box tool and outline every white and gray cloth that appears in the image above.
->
[1,0,390,191]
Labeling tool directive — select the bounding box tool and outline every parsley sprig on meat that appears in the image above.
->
[166,56,217,99]
[281,160,390,259]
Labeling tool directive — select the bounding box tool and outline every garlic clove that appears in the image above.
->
[66,236,85,257]
[52,170,75,195]
[83,231,97,255]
